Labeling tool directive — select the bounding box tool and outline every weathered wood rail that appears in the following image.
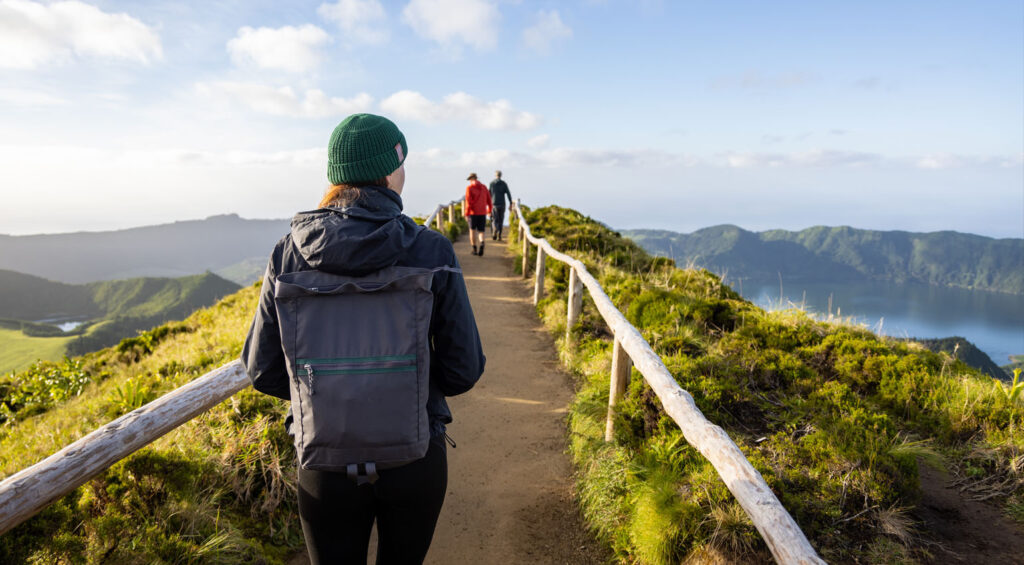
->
[0,199,465,537]
[510,200,825,565]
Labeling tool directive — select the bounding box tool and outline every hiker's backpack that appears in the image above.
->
[273,264,454,483]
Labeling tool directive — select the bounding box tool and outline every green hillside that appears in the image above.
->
[0,271,241,374]
[516,207,1022,563]
[0,284,304,563]
[0,217,469,564]
[908,336,1010,380]
[624,225,1024,294]
[1,209,1019,563]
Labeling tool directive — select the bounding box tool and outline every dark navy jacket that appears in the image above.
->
[241,185,485,436]
[489,179,512,209]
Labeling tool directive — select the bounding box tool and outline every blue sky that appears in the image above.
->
[1,0,1021,237]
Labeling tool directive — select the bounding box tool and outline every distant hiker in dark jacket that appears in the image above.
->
[241,113,485,565]
[464,173,492,256]
[488,170,512,241]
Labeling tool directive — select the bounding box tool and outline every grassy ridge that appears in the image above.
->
[514,207,1023,564]
[0,272,241,374]
[0,284,303,563]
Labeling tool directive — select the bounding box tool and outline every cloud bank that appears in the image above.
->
[0,0,161,69]
[227,24,330,73]
[522,10,572,54]
[317,0,388,45]
[195,81,373,118]
[380,90,541,130]
[402,0,499,51]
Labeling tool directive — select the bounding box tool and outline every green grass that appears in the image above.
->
[0,216,469,563]
[511,206,1024,564]
[0,284,305,564]
[0,328,76,375]
[0,273,240,375]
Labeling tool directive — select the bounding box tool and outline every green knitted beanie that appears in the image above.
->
[327,114,408,185]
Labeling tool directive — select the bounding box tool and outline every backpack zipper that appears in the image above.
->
[304,363,315,395]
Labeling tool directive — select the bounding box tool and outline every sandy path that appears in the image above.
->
[290,236,607,564]
[423,237,606,564]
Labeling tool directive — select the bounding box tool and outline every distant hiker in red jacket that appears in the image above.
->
[464,173,492,256]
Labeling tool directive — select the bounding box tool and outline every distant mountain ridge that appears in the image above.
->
[0,214,291,285]
[623,225,1024,295]
[0,269,240,322]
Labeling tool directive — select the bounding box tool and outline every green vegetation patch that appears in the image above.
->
[513,206,1024,564]
[0,283,304,564]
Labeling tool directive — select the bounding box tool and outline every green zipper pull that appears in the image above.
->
[304,363,315,395]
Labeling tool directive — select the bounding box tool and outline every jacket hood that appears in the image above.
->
[289,185,421,276]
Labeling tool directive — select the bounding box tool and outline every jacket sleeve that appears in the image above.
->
[430,250,485,396]
[240,255,291,400]
[484,186,493,214]
[464,185,471,216]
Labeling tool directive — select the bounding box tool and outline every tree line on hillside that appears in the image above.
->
[624,225,1024,295]
[0,270,240,374]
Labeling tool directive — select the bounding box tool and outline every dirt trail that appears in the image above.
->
[424,237,606,564]
[915,464,1024,564]
[291,237,607,564]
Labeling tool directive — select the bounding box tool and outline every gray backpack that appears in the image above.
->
[273,265,455,484]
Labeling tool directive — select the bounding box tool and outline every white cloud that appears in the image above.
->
[195,81,373,118]
[0,87,68,106]
[916,153,1023,170]
[414,146,695,169]
[522,10,571,54]
[0,0,161,69]
[380,90,541,130]
[227,25,330,73]
[711,71,818,90]
[317,0,388,44]
[401,0,499,51]
[526,134,550,149]
[721,150,881,168]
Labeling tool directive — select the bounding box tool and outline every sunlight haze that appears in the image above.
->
[1,0,1021,237]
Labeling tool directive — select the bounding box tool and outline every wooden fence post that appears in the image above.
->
[521,234,529,279]
[604,337,632,442]
[435,210,443,231]
[533,246,546,305]
[566,266,583,340]
[448,205,454,224]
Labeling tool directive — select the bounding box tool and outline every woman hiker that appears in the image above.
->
[242,113,485,564]
[463,172,492,256]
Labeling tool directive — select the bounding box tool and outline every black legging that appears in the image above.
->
[297,437,448,564]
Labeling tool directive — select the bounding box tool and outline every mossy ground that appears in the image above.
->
[511,206,1024,564]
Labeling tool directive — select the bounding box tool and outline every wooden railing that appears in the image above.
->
[510,200,825,565]
[0,199,467,536]
[0,196,824,565]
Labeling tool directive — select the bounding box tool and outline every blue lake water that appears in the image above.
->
[734,278,1024,366]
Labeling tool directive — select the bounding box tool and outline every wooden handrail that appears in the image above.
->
[0,361,250,535]
[1,197,824,564]
[0,198,465,537]
[511,199,825,565]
